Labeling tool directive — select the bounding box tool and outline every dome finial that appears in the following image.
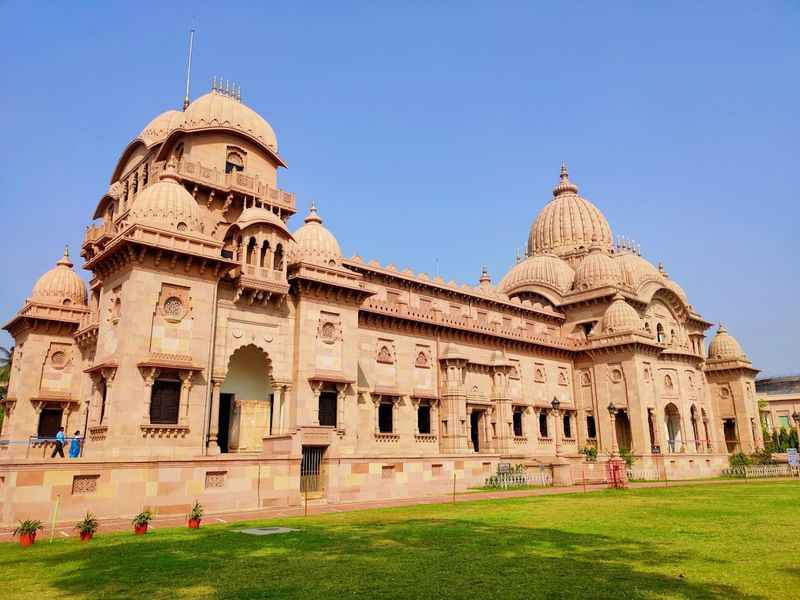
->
[479,265,491,289]
[56,245,73,268]
[304,202,323,224]
[552,162,579,197]
[718,322,727,333]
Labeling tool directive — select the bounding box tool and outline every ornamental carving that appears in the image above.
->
[318,313,342,344]
[580,372,592,386]
[415,349,430,369]
[534,365,546,383]
[610,368,623,383]
[377,340,395,365]
[156,284,191,322]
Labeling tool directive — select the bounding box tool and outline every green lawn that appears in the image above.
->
[2,481,798,599]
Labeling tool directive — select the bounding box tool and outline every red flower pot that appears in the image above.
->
[188,518,201,529]
[134,523,148,535]
[19,532,36,547]
[79,531,94,542]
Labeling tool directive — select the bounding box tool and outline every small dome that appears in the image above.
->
[708,323,745,360]
[602,293,642,334]
[236,205,293,238]
[528,165,613,258]
[615,252,661,290]
[137,110,186,147]
[499,254,574,297]
[573,247,623,291]
[291,204,341,263]
[129,165,202,233]
[31,248,87,307]
[184,91,278,153]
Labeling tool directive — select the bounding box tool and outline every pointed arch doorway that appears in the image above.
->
[218,344,274,453]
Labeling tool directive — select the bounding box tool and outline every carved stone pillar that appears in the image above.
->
[336,383,347,430]
[207,379,223,455]
[140,367,160,425]
[372,396,381,433]
[311,381,323,426]
[101,367,116,424]
[411,398,421,434]
[178,370,194,427]
[552,409,561,457]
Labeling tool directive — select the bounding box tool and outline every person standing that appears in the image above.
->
[69,430,82,458]
[51,426,65,458]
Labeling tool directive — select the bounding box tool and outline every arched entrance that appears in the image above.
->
[615,410,632,451]
[219,344,273,453]
[664,403,682,453]
[723,418,738,453]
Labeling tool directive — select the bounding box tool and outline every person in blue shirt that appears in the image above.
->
[69,430,82,459]
[51,427,65,458]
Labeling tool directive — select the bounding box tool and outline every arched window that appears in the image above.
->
[563,414,572,438]
[246,238,257,266]
[260,240,270,268]
[174,143,184,163]
[273,243,284,271]
[656,323,666,343]
[225,151,245,174]
[539,412,549,438]
[586,414,597,439]
[513,408,524,437]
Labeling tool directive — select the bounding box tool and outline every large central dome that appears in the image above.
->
[528,165,613,258]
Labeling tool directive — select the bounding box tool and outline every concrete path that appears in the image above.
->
[2,477,796,543]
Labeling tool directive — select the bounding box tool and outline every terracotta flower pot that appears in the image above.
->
[79,531,94,542]
[188,518,201,529]
[134,523,148,535]
[19,532,36,547]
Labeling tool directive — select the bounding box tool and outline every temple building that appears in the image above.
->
[0,83,763,522]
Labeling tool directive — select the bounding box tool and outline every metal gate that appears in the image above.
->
[300,446,325,493]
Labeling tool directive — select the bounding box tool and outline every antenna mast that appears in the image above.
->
[183,28,195,110]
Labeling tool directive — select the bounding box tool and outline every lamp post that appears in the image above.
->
[551,397,561,456]
[607,402,619,454]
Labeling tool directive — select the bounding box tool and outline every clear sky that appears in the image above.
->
[1,1,797,375]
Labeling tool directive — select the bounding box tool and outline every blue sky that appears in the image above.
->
[1,1,797,374]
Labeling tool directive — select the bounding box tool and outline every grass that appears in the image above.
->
[2,481,798,599]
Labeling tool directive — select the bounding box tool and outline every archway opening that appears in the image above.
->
[723,418,738,453]
[615,410,632,451]
[665,403,682,452]
[220,344,273,453]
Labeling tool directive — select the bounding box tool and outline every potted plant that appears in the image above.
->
[75,512,99,542]
[132,510,152,535]
[13,520,43,547]
[188,501,204,529]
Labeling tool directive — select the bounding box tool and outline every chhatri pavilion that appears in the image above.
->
[0,82,762,522]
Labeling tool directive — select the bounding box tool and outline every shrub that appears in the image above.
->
[132,510,153,527]
[729,452,752,468]
[13,519,43,537]
[75,512,99,535]
[750,448,776,465]
[189,501,204,520]
[579,445,598,462]
[619,448,636,467]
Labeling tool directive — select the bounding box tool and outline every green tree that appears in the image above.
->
[0,346,12,431]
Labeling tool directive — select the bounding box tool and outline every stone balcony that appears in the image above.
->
[81,221,117,255]
[152,159,296,214]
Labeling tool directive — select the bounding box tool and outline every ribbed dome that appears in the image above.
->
[137,110,186,147]
[602,293,642,334]
[291,204,341,263]
[236,205,293,238]
[129,165,202,233]
[184,91,278,152]
[31,248,87,307]
[573,247,623,291]
[708,324,745,360]
[664,278,688,302]
[499,254,574,297]
[528,165,613,258]
[615,252,661,290]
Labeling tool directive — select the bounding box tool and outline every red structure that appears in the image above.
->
[606,458,628,489]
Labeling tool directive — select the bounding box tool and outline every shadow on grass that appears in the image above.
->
[5,518,764,600]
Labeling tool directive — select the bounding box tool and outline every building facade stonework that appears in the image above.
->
[0,86,762,524]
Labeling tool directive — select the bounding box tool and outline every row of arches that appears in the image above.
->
[243,237,284,270]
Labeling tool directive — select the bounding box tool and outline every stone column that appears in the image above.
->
[411,398,420,435]
[207,379,223,455]
[372,396,381,433]
[608,408,619,454]
[336,383,347,430]
[140,367,159,425]
[552,409,561,457]
[311,381,322,426]
[101,367,116,424]
[178,370,194,427]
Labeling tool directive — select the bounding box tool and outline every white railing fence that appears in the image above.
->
[626,468,660,481]
[722,464,800,479]
[484,471,553,489]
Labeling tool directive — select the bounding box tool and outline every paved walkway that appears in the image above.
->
[2,477,795,543]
